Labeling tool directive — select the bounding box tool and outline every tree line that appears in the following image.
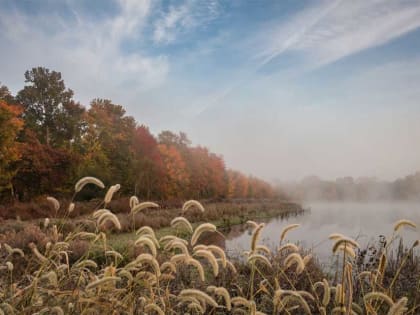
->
[0,67,273,202]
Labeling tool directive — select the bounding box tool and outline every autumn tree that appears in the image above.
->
[227,170,249,198]
[13,131,78,200]
[16,67,85,148]
[158,144,189,199]
[0,100,23,198]
[81,99,137,191]
[131,125,165,199]
[188,147,227,198]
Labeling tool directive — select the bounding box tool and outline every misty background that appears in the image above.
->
[1,0,420,184]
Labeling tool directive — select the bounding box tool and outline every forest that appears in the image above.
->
[0,67,273,203]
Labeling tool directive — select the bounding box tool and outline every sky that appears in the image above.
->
[1,0,420,182]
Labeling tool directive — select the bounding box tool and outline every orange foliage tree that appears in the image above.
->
[0,100,23,197]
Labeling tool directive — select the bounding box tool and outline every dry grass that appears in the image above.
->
[0,178,418,314]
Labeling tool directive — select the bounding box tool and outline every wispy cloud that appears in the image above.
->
[258,0,420,68]
[153,0,222,44]
[0,0,168,103]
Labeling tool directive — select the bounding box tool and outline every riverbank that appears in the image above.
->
[0,199,303,256]
[0,200,418,314]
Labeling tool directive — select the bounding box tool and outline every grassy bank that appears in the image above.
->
[0,189,418,314]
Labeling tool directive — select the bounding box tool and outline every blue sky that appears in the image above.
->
[1,0,420,181]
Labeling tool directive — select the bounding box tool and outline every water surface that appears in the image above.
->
[224,202,420,266]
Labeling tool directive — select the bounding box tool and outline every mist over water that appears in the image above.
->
[225,202,420,265]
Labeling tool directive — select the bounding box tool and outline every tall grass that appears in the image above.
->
[0,177,418,314]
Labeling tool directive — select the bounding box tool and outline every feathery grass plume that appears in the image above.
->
[170,253,189,265]
[46,196,60,211]
[135,253,161,277]
[332,237,360,254]
[136,225,156,237]
[179,289,218,308]
[378,253,387,283]
[364,292,394,307]
[28,242,48,264]
[118,269,133,284]
[137,229,160,248]
[274,291,311,315]
[246,220,259,229]
[135,236,157,257]
[182,200,205,214]
[75,176,105,192]
[164,240,189,255]
[319,307,327,315]
[206,285,217,293]
[329,233,346,240]
[278,243,299,253]
[129,196,139,209]
[144,303,165,315]
[105,250,124,261]
[68,202,75,213]
[256,245,271,256]
[191,223,217,246]
[303,254,312,266]
[251,223,265,252]
[335,284,342,305]
[97,211,121,230]
[44,218,50,228]
[186,302,205,314]
[335,244,356,259]
[194,244,207,251]
[194,249,219,276]
[247,253,272,268]
[207,245,227,268]
[74,259,98,269]
[183,257,206,282]
[86,276,121,290]
[131,201,159,214]
[160,273,175,282]
[135,271,157,285]
[322,279,331,306]
[280,223,300,242]
[93,208,110,219]
[224,259,237,274]
[284,252,305,274]
[3,243,25,257]
[104,184,120,204]
[394,219,417,232]
[231,296,251,308]
[70,231,97,240]
[297,291,315,301]
[387,297,408,315]
[5,261,13,272]
[160,235,188,246]
[171,216,193,233]
[345,262,353,312]
[160,261,176,273]
[178,296,203,308]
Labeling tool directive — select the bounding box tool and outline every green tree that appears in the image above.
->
[16,67,85,147]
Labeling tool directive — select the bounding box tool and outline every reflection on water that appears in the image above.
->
[224,202,420,266]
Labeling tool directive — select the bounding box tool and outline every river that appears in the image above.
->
[224,202,420,266]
